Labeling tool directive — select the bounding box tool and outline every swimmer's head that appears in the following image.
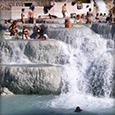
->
[74,106,82,112]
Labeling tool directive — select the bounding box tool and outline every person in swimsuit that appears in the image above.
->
[35,24,43,39]
[109,10,114,23]
[74,14,82,24]
[49,14,58,19]
[28,7,36,23]
[95,13,102,23]
[22,25,29,39]
[8,20,20,36]
[21,8,25,23]
[62,3,68,18]
[86,8,93,24]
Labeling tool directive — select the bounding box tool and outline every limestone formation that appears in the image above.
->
[1,87,14,96]
[0,65,62,95]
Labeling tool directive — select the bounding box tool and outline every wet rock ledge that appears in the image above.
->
[0,65,62,95]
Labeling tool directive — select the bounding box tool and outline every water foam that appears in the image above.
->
[48,26,114,113]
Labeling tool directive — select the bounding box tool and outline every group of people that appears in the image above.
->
[21,6,36,24]
[20,3,115,25]
[6,2,115,38]
[8,20,49,40]
[65,8,115,28]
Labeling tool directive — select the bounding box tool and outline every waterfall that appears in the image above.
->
[0,40,31,64]
[96,0,109,14]
[48,25,114,112]
[58,26,114,97]
[0,23,115,114]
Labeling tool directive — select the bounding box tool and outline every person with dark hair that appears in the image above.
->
[86,8,93,24]
[74,106,82,112]
[74,14,82,24]
[49,14,58,19]
[95,13,102,23]
[22,25,29,39]
[28,7,36,23]
[106,17,111,23]
[103,13,106,17]
[62,3,68,18]
[8,20,20,36]
[109,10,114,23]
[5,20,9,24]
[21,8,25,23]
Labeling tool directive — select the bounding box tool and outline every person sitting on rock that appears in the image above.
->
[109,10,114,23]
[43,34,49,40]
[74,14,82,24]
[35,24,43,39]
[5,20,9,24]
[74,106,82,112]
[8,20,21,36]
[22,25,30,39]
[65,18,73,28]
[21,8,25,23]
[95,13,102,23]
[49,14,58,19]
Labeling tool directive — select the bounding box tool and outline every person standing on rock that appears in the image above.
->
[62,3,68,18]
[28,7,36,23]
[21,8,25,23]
[86,8,93,24]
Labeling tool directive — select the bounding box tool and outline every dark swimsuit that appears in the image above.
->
[23,30,28,35]
[95,17,100,20]
[29,17,34,23]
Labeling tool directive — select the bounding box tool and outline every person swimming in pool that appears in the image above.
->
[74,106,83,112]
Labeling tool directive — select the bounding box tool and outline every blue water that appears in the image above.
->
[1,95,115,115]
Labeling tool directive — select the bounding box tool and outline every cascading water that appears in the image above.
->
[47,25,115,114]
[1,25,115,114]
[96,0,109,14]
